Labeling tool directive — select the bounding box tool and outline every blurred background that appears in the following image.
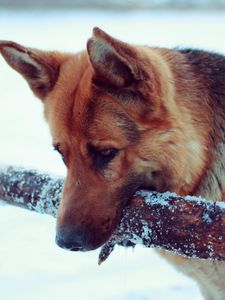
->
[1,1,225,300]
[1,0,225,10]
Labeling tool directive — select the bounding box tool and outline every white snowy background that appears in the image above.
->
[1,8,225,300]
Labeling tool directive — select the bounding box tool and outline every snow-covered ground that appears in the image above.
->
[1,9,225,300]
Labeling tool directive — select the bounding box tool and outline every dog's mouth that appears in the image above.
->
[103,176,167,248]
[102,184,155,247]
[98,185,156,264]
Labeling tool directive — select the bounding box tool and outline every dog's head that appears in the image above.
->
[0,28,206,251]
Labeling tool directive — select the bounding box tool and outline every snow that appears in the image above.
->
[2,8,225,300]
[136,190,174,206]
[202,212,212,224]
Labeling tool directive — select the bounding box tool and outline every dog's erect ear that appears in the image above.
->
[0,41,63,100]
[87,27,149,88]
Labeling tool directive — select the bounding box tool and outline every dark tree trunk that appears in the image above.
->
[0,164,225,264]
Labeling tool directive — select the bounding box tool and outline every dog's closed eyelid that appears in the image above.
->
[53,143,68,166]
[53,142,67,154]
[53,143,61,152]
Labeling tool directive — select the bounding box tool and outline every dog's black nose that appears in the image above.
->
[55,224,89,251]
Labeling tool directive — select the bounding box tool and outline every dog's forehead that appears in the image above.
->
[83,95,139,143]
[44,52,139,145]
[44,51,93,141]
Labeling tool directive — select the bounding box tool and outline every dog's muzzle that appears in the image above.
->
[55,224,92,252]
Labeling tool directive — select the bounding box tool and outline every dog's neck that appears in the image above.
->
[162,48,225,200]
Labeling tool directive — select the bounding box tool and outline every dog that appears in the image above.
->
[1,27,225,299]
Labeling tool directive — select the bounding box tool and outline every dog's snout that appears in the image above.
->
[56,224,89,251]
[56,237,83,251]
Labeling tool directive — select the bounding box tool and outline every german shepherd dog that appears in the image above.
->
[1,28,225,299]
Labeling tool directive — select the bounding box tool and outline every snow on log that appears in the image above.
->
[0,164,62,217]
[0,164,225,263]
[99,191,225,264]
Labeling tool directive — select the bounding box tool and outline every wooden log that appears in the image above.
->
[0,164,62,217]
[0,164,225,264]
[99,192,225,264]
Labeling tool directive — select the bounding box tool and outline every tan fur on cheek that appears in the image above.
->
[132,158,160,174]
[101,154,126,182]
[102,168,118,180]
[126,127,206,195]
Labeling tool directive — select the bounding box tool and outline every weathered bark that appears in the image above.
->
[0,164,225,264]
[99,192,225,264]
[0,164,63,217]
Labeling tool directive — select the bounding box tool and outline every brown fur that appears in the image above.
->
[1,27,225,299]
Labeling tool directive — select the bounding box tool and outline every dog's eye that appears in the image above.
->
[87,144,119,170]
[95,148,119,169]
[98,148,118,158]
[53,143,67,166]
